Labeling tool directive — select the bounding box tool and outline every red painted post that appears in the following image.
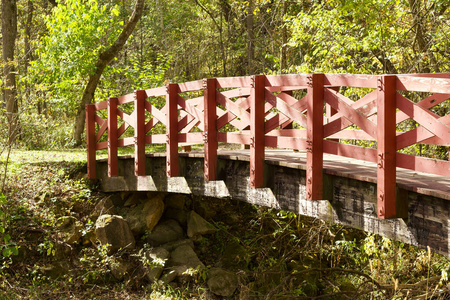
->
[204,78,217,181]
[250,75,265,188]
[107,97,118,177]
[306,73,324,200]
[166,83,179,177]
[86,104,96,179]
[377,75,397,219]
[134,90,146,176]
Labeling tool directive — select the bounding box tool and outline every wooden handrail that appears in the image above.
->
[86,73,450,220]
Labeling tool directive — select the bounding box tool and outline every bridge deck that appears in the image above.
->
[103,149,450,201]
[210,149,450,200]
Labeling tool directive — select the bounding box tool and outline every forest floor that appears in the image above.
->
[0,150,450,299]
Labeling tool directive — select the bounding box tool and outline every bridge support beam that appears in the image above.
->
[204,78,217,181]
[134,90,146,176]
[377,75,397,219]
[86,104,96,179]
[166,84,179,177]
[107,97,118,177]
[250,75,265,188]
[306,73,324,200]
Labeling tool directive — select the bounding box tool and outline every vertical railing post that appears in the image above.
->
[166,83,179,177]
[86,104,96,179]
[377,75,397,219]
[250,75,265,188]
[306,73,324,200]
[134,90,146,176]
[204,78,217,181]
[107,97,118,177]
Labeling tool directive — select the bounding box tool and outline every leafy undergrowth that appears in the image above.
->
[0,151,449,299]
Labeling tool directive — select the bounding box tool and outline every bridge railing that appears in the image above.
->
[86,73,450,219]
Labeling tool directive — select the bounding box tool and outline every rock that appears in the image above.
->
[123,193,142,207]
[109,257,133,281]
[94,215,135,254]
[168,244,205,271]
[164,194,187,210]
[147,219,184,246]
[164,208,188,225]
[160,239,195,253]
[207,268,238,297]
[56,216,82,245]
[143,247,170,282]
[187,211,217,239]
[91,196,116,220]
[160,269,178,284]
[125,194,165,236]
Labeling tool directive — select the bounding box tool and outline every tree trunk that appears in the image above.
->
[24,0,33,103]
[279,0,287,73]
[72,0,145,146]
[247,0,254,75]
[2,0,18,144]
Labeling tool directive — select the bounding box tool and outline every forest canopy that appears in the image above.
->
[1,0,449,148]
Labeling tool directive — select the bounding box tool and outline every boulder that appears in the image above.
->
[187,211,217,239]
[94,215,135,254]
[143,247,170,282]
[56,216,82,245]
[160,269,177,284]
[146,219,184,246]
[160,239,195,253]
[91,196,116,220]
[207,268,238,297]
[164,208,188,226]
[221,240,249,269]
[109,257,133,281]
[125,194,164,236]
[168,244,205,272]
[164,194,187,210]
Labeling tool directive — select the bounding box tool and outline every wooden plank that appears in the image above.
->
[217,132,251,145]
[324,73,377,88]
[144,134,165,144]
[144,86,167,97]
[107,98,118,177]
[144,101,167,125]
[134,90,146,176]
[396,114,450,149]
[323,140,378,163]
[396,93,450,142]
[250,75,266,188]
[216,76,252,88]
[377,75,397,219]
[396,76,450,93]
[94,101,108,111]
[118,137,135,147]
[265,136,308,150]
[86,104,96,179]
[306,73,324,200]
[117,93,136,105]
[178,132,203,143]
[204,78,218,181]
[178,80,203,92]
[324,88,377,139]
[166,84,179,177]
[396,93,450,124]
[95,117,108,142]
[397,153,450,176]
[265,92,308,128]
[265,74,309,87]
[216,92,251,125]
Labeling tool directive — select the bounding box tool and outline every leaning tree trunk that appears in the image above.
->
[2,0,18,144]
[72,0,145,146]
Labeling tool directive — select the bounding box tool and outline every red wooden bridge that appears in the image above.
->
[86,73,450,253]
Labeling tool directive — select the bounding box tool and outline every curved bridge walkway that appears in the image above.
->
[86,73,450,256]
